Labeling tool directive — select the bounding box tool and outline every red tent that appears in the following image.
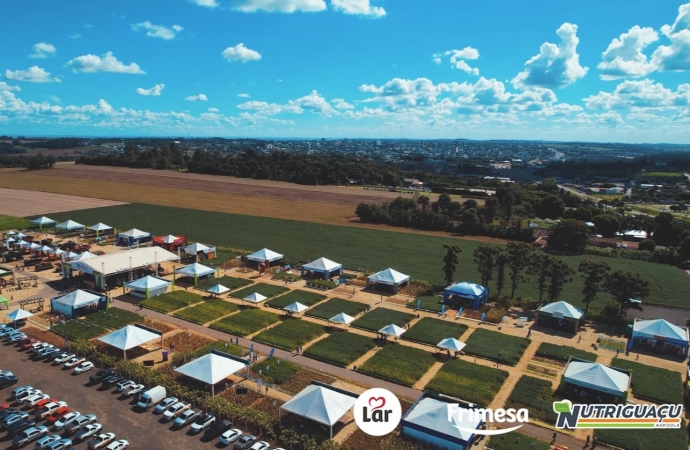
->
[153,235,187,251]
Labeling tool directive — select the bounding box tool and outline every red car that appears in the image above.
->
[20,338,39,350]
[0,403,9,411]
[34,398,58,410]
[45,406,71,423]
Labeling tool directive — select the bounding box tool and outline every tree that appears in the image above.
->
[546,259,575,301]
[505,241,533,299]
[638,239,656,252]
[536,194,566,219]
[578,259,610,316]
[495,251,507,297]
[435,193,452,214]
[680,236,690,262]
[442,244,462,286]
[592,213,620,237]
[527,253,553,302]
[605,270,650,315]
[483,196,500,222]
[653,212,684,247]
[473,245,500,288]
[417,195,430,211]
[462,199,478,210]
[548,219,590,253]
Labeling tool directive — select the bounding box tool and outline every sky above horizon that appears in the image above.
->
[2,1,690,143]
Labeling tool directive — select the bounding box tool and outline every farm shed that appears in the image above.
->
[50,289,106,318]
[246,248,284,266]
[124,275,171,299]
[535,300,584,333]
[562,359,631,402]
[174,349,249,396]
[117,228,152,246]
[443,282,488,310]
[301,257,343,280]
[98,324,162,360]
[627,318,689,357]
[367,268,410,293]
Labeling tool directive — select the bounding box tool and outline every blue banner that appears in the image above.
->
[269,348,275,358]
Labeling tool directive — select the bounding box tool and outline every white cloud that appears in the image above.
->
[584,79,690,109]
[136,84,165,96]
[237,90,336,118]
[131,21,183,40]
[208,107,219,112]
[69,33,82,40]
[5,66,60,83]
[237,93,250,98]
[190,0,218,7]
[512,23,588,88]
[432,47,480,75]
[289,90,338,115]
[185,94,208,101]
[66,52,145,74]
[237,100,303,115]
[331,98,354,109]
[331,0,385,18]
[221,43,262,62]
[652,3,690,72]
[29,42,56,59]
[231,0,326,13]
[0,82,21,92]
[598,26,659,80]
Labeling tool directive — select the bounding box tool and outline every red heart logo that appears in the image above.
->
[369,397,386,410]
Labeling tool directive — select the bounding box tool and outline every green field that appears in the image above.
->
[425,359,508,405]
[535,342,597,362]
[306,298,366,321]
[230,283,289,300]
[402,318,468,346]
[55,319,108,340]
[596,423,687,450]
[210,308,280,337]
[488,433,550,450]
[251,357,301,385]
[610,359,683,404]
[172,298,239,324]
[265,290,327,309]
[406,295,444,312]
[464,328,530,365]
[505,375,559,424]
[171,339,243,366]
[304,332,376,367]
[140,290,204,313]
[86,307,143,329]
[351,307,415,332]
[252,319,326,350]
[0,214,29,231]
[358,343,436,387]
[195,275,253,291]
[52,204,690,309]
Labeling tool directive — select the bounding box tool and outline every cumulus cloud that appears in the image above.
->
[190,0,218,6]
[331,0,385,18]
[331,98,354,109]
[289,90,338,115]
[432,47,480,75]
[221,43,262,62]
[598,26,659,79]
[131,21,183,40]
[237,93,250,98]
[29,42,56,59]
[237,90,336,118]
[208,107,219,112]
[69,33,82,40]
[185,94,208,101]
[584,79,690,109]
[512,23,588,88]
[231,0,326,13]
[5,66,60,83]
[651,3,690,72]
[135,84,165,96]
[0,82,21,92]
[66,52,145,74]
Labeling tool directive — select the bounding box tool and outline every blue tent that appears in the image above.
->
[443,282,488,310]
[628,318,689,357]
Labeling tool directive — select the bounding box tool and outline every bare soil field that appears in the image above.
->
[0,186,127,216]
[2,146,99,157]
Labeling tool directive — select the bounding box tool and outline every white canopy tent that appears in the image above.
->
[436,337,466,353]
[51,289,103,318]
[628,318,689,356]
[246,248,284,263]
[301,257,343,280]
[16,232,27,239]
[280,384,358,438]
[563,361,630,397]
[175,262,216,285]
[37,245,53,252]
[5,231,16,236]
[50,248,65,256]
[88,223,113,237]
[74,251,98,260]
[206,284,230,297]
[283,302,308,316]
[56,220,85,231]
[30,216,56,229]
[402,396,482,448]
[367,268,410,293]
[537,301,584,320]
[183,243,211,254]
[174,350,249,396]
[379,324,406,337]
[328,312,355,326]
[97,324,162,359]
[125,276,171,299]
[5,308,33,325]
[161,234,179,244]
[117,228,152,246]
[242,292,267,305]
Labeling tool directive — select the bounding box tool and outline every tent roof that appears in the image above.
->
[537,301,584,320]
[98,325,160,351]
[303,257,342,272]
[30,216,56,225]
[436,338,466,352]
[281,384,357,427]
[329,313,355,325]
[283,302,308,313]
[67,247,179,276]
[0,296,8,305]
[367,268,410,285]
[125,276,171,291]
[378,324,406,337]
[183,243,210,253]
[404,397,480,442]
[5,237,16,243]
[0,268,12,277]
[247,248,284,262]
[175,352,247,385]
[176,262,215,277]
[243,292,267,303]
[28,242,40,249]
[50,248,65,255]
[118,228,150,238]
[88,223,112,231]
[633,319,688,342]
[445,282,487,297]
[52,289,102,308]
[74,251,98,260]
[161,234,179,244]
[563,361,630,395]
[16,232,27,238]
[38,245,53,252]
[56,220,84,230]
[6,309,33,321]
[5,231,17,235]
[206,284,230,295]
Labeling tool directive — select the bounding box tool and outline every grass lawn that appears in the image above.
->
[596,423,687,450]
[251,357,302,385]
[306,298,366,321]
[141,290,204,313]
[230,283,289,300]
[505,375,558,424]
[54,204,690,309]
[464,328,530,365]
[195,275,253,291]
[488,432,551,450]
[252,319,327,351]
[535,342,597,363]
[266,290,327,309]
[54,319,108,340]
[402,318,468,346]
[351,307,415,332]
[0,214,29,231]
[358,343,436,387]
[304,332,376,367]
[610,359,683,404]
[173,298,239,324]
[210,308,280,337]
[425,359,508,405]
[85,307,143,329]
[407,295,444,312]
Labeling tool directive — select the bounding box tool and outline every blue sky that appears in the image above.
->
[1,0,690,142]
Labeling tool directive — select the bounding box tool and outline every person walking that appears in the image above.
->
[585,434,590,448]
[552,432,557,444]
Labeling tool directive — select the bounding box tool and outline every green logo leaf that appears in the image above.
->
[553,401,572,414]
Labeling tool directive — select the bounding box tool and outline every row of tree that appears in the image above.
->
[0,153,56,170]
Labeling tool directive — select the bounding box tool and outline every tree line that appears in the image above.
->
[0,153,56,170]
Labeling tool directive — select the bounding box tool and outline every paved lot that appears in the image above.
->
[0,341,222,450]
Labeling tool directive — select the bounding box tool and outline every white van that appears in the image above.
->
[135,386,166,410]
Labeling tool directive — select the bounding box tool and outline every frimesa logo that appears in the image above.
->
[354,388,402,436]
[553,400,683,429]
[447,404,530,436]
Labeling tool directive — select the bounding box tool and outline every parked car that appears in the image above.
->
[204,420,232,439]
[219,428,243,445]
[74,361,94,374]
[9,333,28,343]
[105,440,129,450]
[28,343,49,354]
[0,375,18,389]
[190,412,216,434]
[114,380,135,393]
[64,356,85,368]
[53,354,74,365]
[121,384,144,397]
[0,408,19,422]
[42,349,63,361]
[7,418,37,437]
[12,386,34,399]
[44,438,72,450]
[89,369,115,384]
[232,434,257,450]
[20,338,39,350]
[53,411,80,431]
[35,402,68,419]
[33,398,58,411]
[16,389,42,402]
[44,406,71,423]
[153,397,178,414]
[136,386,166,411]
[35,346,57,358]
[249,442,270,450]
[173,409,199,428]
[1,412,30,429]
[64,413,97,434]
[12,425,49,447]
[162,402,191,422]
[101,376,124,389]
[75,423,102,442]
[87,432,116,449]
[24,393,51,408]
[34,434,61,450]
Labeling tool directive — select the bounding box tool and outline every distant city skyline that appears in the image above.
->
[1,1,690,143]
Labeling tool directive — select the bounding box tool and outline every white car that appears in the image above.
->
[64,357,85,368]
[219,428,243,445]
[12,385,34,399]
[173,409,199,428]
[75,423,102,441]
[105,440,129,450]
[162,402,190,421]
[74,361,94,374]
[24,393,51,407]
[114,380,135,392]
[28,342,48,353]
[87,432,115,449]
[250,442,271,450]
[121,384,144,397]
[52,354,74,365]
[17,388,42,402]
[1,370,14,377]
[36,346,57,357]
[35,402,68,419]
[53,412,80,431]
[153,397,178,414]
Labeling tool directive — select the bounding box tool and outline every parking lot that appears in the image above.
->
[0,340,225,450]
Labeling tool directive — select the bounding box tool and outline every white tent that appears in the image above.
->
[37,245,53,252]
[16,232,27,239]
[175,262,215,285]
[125,276,171,299]
[301,257,343,280]
[378,324,406,337]
[88,223,113,232]
[28,242,40,250]
[243,292,268,304]
[183,243,211,254]
[280,384,358,438]
[161,234,179,244]
[563,361,630,397]
[5,231,17,236]
[247,248,284,263]
[56,220,85,231]
[206,284,230,296]
[117,228,152,246]
[537,301,584,320]
[175,351,249,395]
[283,302,308,316]
[30,216,56,228]
[436,337,466,353]
[5,237,16,244]
[74,251,98,260]
[98,325,161,359]
[63,251,79,260]
[51,289,103,318]
[6,308,33,323]
[329,313,355,326]
[367,268,410,286]
[50,248,65,256]
[402,396,481,446]
[632,318,688,341]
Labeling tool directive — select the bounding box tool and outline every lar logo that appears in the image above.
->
[354,388,402,436]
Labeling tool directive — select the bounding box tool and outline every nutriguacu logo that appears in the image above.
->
[354,388,402,436]
[553,400,683,429]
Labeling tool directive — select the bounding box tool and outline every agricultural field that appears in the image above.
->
[464,328,530,365]
[0,214,29,231]
[251,357,302,385]
[171,339,243,366]
[196,275,253,291]
[610,359,683,404]
[351,307,416,332]
[164,332,214,353]
[140,290,203,313]
[402,318,468,346]
[488,432,551,450]
[505,376,558,424]
[210,308,280,336]
[265,290,327,309]
[54,319,108,340]
[306,298,366,321]
[358,343,436,387]
[596,424,688,450]
[230,283,289,300]
[252,319,326,350]
[425,359,508,406]
[535,342,597,363]
[304,332,377,367]
[172,298,238,324]
[85,307,143,329]
[407,295,444,312]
